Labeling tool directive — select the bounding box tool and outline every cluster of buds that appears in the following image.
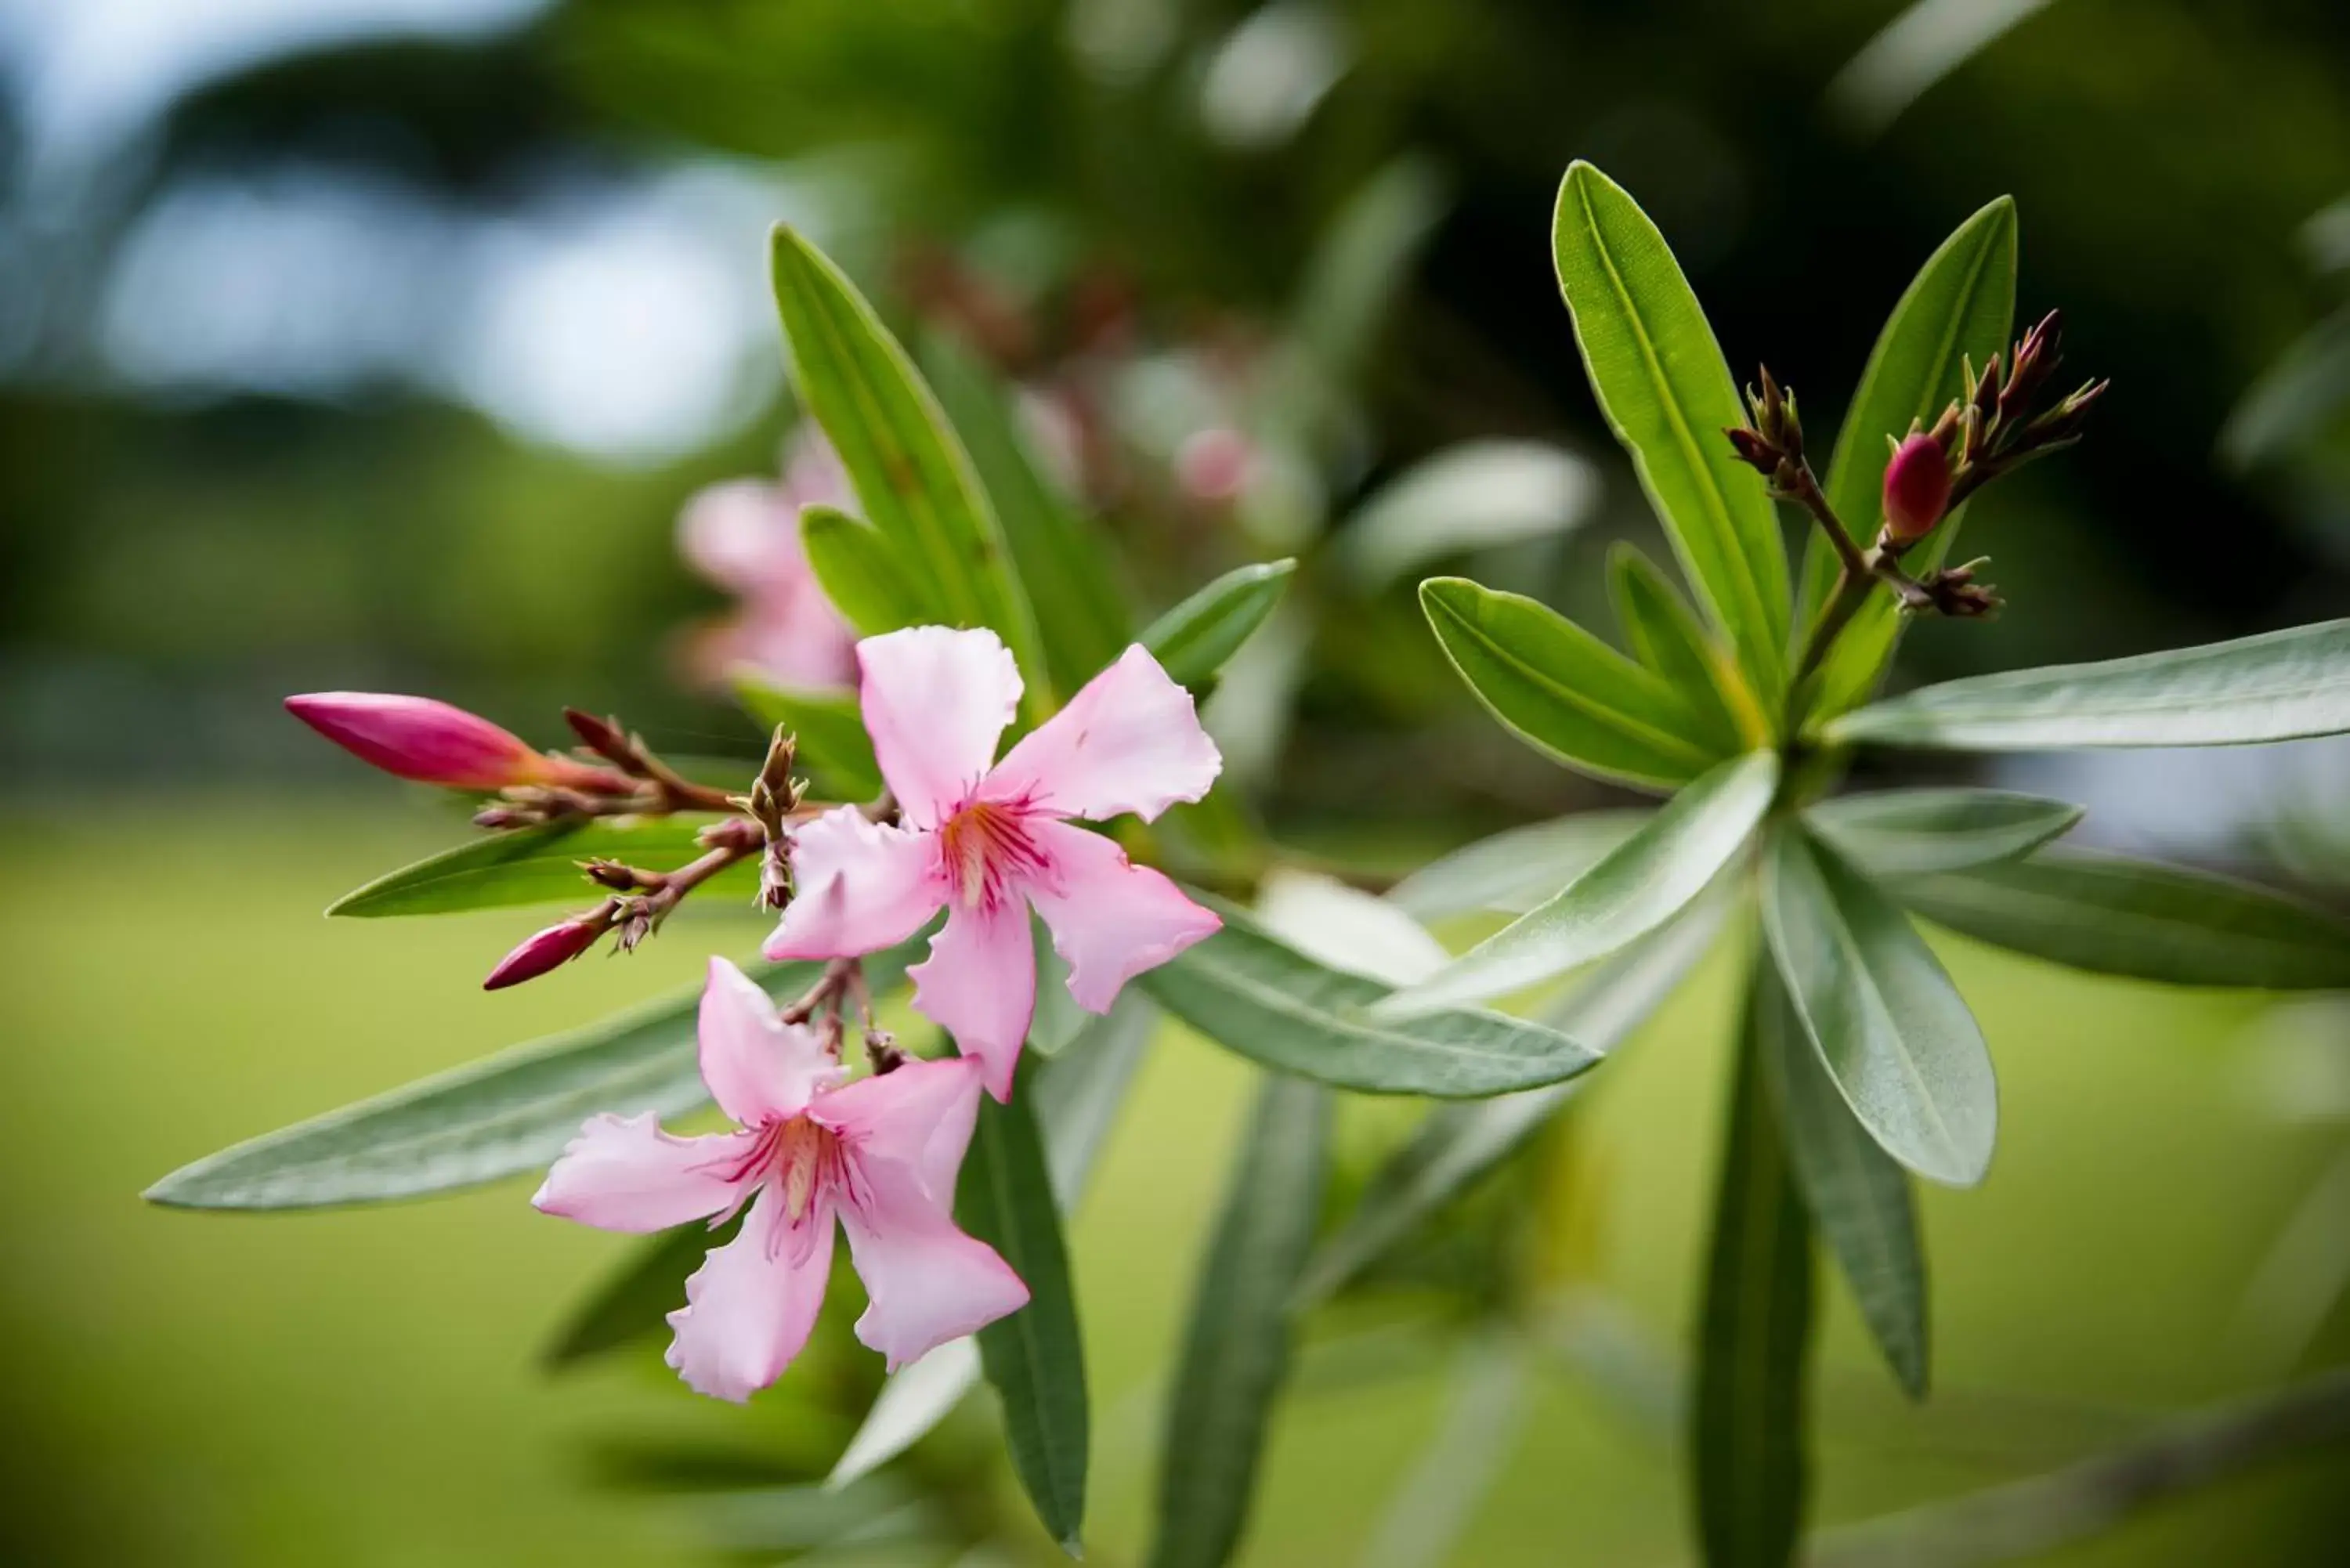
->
[1725,367,1808,500]
[1724,309,2106,634]
[287,688,810,990]
[744,728,806,912]
[1928,309,2110,519]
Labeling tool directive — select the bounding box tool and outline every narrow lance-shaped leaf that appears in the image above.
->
[733,673,884,801]
[327,817,737,918]
[1139,898,1600,1097]
[769,226,1049,711]
[143,941,927,1210]
[1553,161,1790,706]
[1801,198,2016,722]
[1761,826,1998,1188]
[1373,750,1777,1019]
[1419,575,1729,789]
[1148,1072,1330,1568]
[1143,559,1298,689]
[1755,957,1928,1399]
[800,504,933,635]
[1692,960,1816,1568]
[1804,788,2081,878]
[1608,541,1765,752]
[1358,1334,1530,1568]
[1296,896,1726,1306]
[1829,619,2350,751]
[1899,849,2350,990]
[957,1078,1089,1554]
[923,331,1133,693]
[1386,808,1653,921]
[829,1001,1154,1491]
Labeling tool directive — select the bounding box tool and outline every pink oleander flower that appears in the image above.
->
[535,957,1029,1403]
[285,692,606,792]
[765,627,1224,1100]
[678,428,859,689]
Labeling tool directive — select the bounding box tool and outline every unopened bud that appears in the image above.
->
[287,692,595,792]
[483,905,613,990]
[1882,433,1954,544]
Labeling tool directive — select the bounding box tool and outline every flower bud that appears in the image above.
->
[1882,433,1954,544]
[287,692,579,791]
[483,908,612,990]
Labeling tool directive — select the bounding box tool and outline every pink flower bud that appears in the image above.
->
[1882,433,1953,544]
[1174,426,1253,504]
[285,692,575,791]
[483,913,609,991]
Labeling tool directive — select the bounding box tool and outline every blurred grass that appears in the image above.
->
[1,798,2345,1565]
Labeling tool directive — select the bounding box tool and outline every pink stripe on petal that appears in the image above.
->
[984,645,1221,824]
[532,1113,757,1234]
[907,898,1036,1103]
[815,1054,985,1209]
[856,627,1022,829]
[1029,820,1220,1013]
[665,1190,836,1403]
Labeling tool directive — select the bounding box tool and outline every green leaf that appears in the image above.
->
[143,943,926,1210]
[1292,154,1447,392]
[1608,542,1762,752]
[1829,620,2350,751]
[543,1213,743,1369]
[1692,960,1816,1568]
[1142,560,1298,688]
[923,331,1133,693]
[799,504,931,636]
[958,1082,1089,1554]
[1553,161,1790,708]
[1139,898,1600,1097]
[826,1337,981,1492]
[732,673,883,801]
[1800,199,2017,723]
[1419,576,1729,789]
[1755,958,1927,1399]
[1357,1334,1529,1568]
[1295,898,1725,1306]
[1760,826,1997,1187]
[1374,751,1777,1018]
[1386,808,1653,921]
[1336,441,1597,591]
[1899,849,2350,990]
[829,1002,1152,1492]
[1148,1072,1330,1568]
[769,226,1048,707]
[327,818,737,918]
[1804,788,2082,878]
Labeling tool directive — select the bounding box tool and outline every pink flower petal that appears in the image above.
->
[812,1054,985,1207]
[1029,821,1221,1013]
[906,898,1036,1101]
[532,1113,756,1233]
[857,627,1023,829]
[765,807,943,961]
[699,957,844,1125]
[838,1180,1028,1371]
[284,692,568,792]
[678,479,801,598]
[664,1190,836,1403]
[984,645,1220,823]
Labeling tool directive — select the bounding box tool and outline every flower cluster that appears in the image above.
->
[287,620,1224,1399]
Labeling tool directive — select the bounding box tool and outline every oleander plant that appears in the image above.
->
[149,164,2350,1567]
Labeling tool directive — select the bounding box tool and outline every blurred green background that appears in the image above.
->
[5,0,2350,1562]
